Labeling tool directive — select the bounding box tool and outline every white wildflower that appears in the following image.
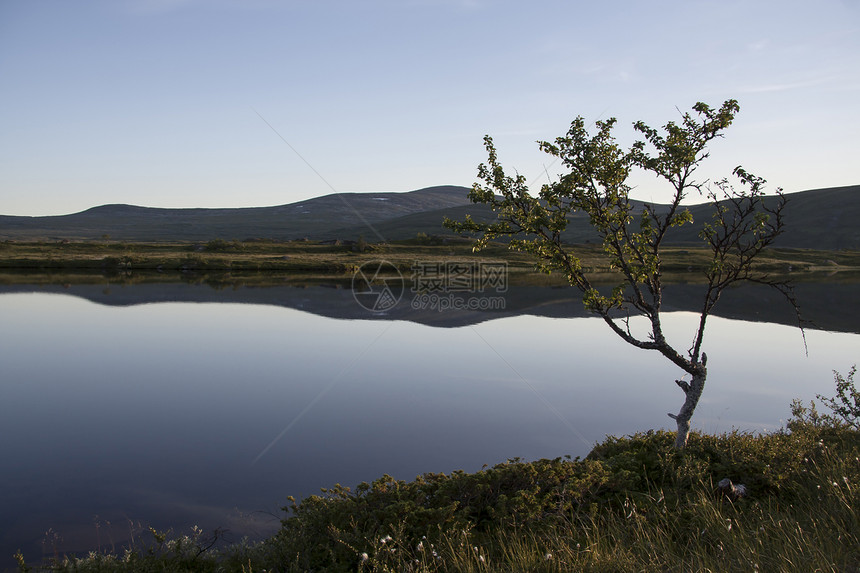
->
[360,553,369,562]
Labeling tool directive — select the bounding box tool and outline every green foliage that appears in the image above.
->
[818,365,860,429]
[443,100,768,316]
[270,458,613,572]
[789,367,860,436]
[414,231,433,245]
[22,525,234,572]
[587,427,817,500]
[273,420,859,572]
[445,99,798,448]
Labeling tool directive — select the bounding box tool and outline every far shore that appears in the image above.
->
[2,238,859,279]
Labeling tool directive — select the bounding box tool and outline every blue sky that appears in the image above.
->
[1,0,858,216]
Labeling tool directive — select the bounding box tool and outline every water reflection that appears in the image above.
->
[1,272,859,332]
[0,280,857,567]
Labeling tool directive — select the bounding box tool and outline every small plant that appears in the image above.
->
[355,235,369,253]
[791,366,860,431]
[818,365,859,429]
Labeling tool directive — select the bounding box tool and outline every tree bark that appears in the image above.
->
[670,370,707,448]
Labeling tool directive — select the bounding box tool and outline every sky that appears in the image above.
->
[1,0,858,216]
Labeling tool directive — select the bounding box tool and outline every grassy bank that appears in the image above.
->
[1,238,859,277]
[16,392,859,572]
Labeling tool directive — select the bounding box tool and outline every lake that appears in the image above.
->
[0,274,858,567]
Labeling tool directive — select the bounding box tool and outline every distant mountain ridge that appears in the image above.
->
[0,185,473,242]
[1,184,858,250]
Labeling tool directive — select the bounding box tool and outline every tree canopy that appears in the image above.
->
[445,100,801,448]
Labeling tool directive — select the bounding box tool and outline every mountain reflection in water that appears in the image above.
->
[1,274,858,333]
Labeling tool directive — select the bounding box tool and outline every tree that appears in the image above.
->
[444,100,801,448]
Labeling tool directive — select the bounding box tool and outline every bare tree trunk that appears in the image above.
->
[670,370,707,448]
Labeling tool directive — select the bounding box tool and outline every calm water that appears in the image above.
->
[0,280,857,566]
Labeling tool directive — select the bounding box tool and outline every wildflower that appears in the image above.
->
[360,553,369,562]
[417,541,424,551]
[545,552,553,560]
[479,555,485,563]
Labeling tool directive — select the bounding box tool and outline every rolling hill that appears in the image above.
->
[0,186,473,242]
[332,184,860,250]
[1,184,858,250]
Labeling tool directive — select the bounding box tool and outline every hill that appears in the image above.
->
[1,184,858,250]
[676,185,860,250]
[333,184,860,250]
[0,185,473,242]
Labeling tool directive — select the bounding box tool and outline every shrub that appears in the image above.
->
[818,365,860,429]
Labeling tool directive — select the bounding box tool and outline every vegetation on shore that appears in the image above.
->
[15,370,860,572]
[1,238,858,278]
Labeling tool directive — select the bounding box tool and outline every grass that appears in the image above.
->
[1,239,859,278]
[15,394,860,572]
